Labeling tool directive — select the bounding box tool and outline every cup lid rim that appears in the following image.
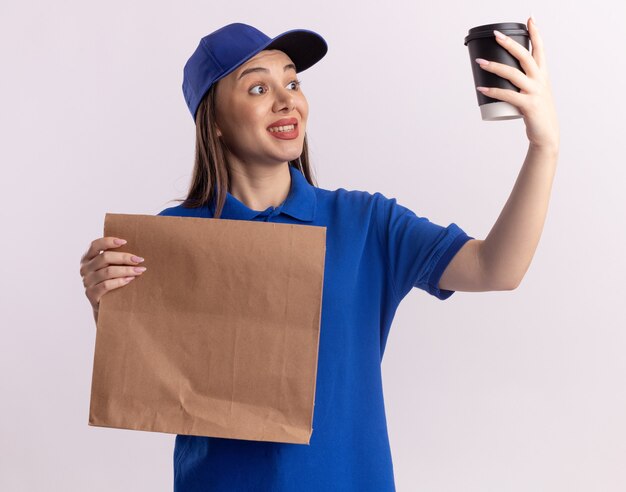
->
[464,23,528,45]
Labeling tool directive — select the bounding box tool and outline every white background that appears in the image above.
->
[2,0,625,490]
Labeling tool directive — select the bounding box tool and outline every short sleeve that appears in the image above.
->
[375,193,474,302]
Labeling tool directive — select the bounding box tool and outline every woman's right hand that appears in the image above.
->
[79,237,147,324]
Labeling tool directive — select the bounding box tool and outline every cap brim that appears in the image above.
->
[264,29,328,73]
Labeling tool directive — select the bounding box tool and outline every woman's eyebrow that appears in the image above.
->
[237,63,296,80]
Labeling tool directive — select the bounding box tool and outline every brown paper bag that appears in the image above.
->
[88,213,326,444]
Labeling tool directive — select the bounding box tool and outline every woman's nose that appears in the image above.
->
[274,87,296,111]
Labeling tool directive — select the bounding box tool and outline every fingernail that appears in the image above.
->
[114,239,127,245]
[131,255,144,263]
[134,267,147,273]
[530,14,536,25]
[475,58,489,66]
[494,30,506,40]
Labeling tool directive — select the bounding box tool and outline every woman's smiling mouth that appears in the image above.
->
[267,122,299,140]
[268,124,296,133]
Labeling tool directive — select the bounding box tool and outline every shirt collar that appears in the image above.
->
[208,165,317,222]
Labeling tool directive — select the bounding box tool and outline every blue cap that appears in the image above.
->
[182,22,328,122]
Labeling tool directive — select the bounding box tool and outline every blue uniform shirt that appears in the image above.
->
[157,164,474,491]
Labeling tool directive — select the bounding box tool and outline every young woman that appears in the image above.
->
[79,20,559,491]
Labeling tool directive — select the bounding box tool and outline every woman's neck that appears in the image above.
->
[228,162,291,212]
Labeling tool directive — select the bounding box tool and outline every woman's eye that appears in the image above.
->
[287,80,301,90]
[249,84,266,95]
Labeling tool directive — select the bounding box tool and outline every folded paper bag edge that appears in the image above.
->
[87,415,312,445]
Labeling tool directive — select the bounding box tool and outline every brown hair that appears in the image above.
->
[167,83,318,218]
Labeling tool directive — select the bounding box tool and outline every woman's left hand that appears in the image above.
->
[475,17,560,153]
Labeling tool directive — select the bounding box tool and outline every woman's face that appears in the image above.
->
[213,49,309,169]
